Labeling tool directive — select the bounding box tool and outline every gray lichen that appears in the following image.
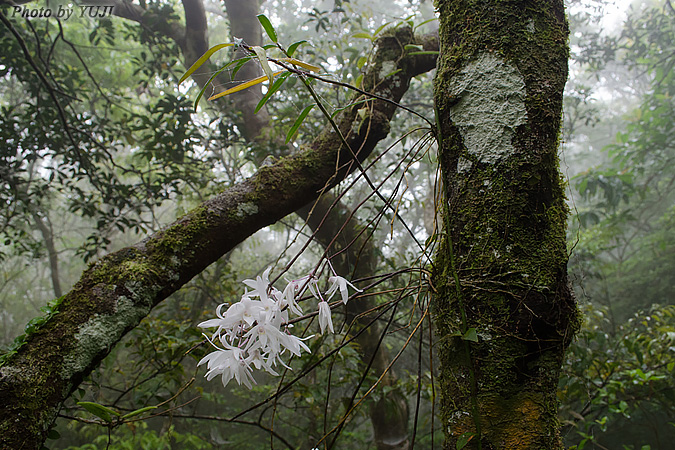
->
[448,52,527,172]
[60,295,151,381]
[235,202,259,218]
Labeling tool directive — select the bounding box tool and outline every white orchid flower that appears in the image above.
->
[326,275,362,305]
[317,301,334,334]
[199,345,256,389]
[242,266,272,301]
[198,266,362,389]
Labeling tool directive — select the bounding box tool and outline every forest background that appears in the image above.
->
[0,0,673,449]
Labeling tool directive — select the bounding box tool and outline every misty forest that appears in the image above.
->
[0,0,673,449]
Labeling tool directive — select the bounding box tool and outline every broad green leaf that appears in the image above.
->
[251,46,275,84]
[456,431,474,450]
[257,14,277,43]
[287,40,307,57]
[179,43,234,84]
[285,104,315,144]
[77,401,120,423]
[277,57,321,72]
[407,51,440,56]
[208,71,285,100]
[121,406,158,420]
[255,72,291,113]
[47,429,60,440]
[462,327,478,342]
[352,32,373,40]
[357,56,368,69]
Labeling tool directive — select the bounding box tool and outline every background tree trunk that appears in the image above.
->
[431,0,579,448]
[298,194,411,450]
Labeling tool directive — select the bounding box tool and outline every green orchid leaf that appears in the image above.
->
[414,17,438,31]
[462,328,478,342]
[77,401,120,423]
[456,431,475,449]
[231,56,253,79]
[286,104,315,144]
[373,22,391,37]
[193,60,238,108]
[287,40,307,57]
[352,32,373,40]
[255,72,291,114]
[179,43,234,84]
[407,51,440,56]
[121,406,158,420]
[257,14,278,43]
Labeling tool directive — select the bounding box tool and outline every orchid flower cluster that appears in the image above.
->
[197,267,362,388]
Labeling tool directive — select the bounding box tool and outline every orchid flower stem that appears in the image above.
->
[296,72,433,264]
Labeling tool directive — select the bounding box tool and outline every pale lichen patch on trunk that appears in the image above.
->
[526,19,536,34]
[60,294,151,381]
[448,52,527,172]
[235,202,259,218]
[379,60,397,80]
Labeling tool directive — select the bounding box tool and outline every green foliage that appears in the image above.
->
[77,402,120,423]
[0,11,219,263]
[560,305,675,449]
[569,0,675,320]
[0,295,65,366]
[178,43,233,84]
[257,14,278,43]
[561,3,675,449]
[62,424,210,450]
[456,431,475,450]
[12,0,675,449]
[285,104,315,143]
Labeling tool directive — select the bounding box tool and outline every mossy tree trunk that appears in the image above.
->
[431,0,579,449]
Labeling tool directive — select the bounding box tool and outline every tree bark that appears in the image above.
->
[0,27,436,450]
[31,210,62,298]
[223,0,271,142]
[431,0,579,449]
